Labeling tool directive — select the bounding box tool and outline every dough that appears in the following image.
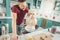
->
[32,34,40,40]
[32,33,53,40]
[39,33,53,40]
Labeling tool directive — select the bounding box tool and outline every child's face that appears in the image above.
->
[18,2,27,10]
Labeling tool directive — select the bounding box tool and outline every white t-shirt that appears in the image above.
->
[25,19,37,32]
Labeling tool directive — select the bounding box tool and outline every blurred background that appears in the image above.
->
[0,0,60,33]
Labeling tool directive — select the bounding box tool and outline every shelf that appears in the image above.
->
[0,17,12,19]
[54,10,60,13]
[42,17,60,23]
[35,16,60,22]
[39,17,60,23]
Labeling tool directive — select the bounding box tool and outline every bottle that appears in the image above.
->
[2,26,5,35]
[51,26,56,34]
[1,26,5,40]
[5,24,9,34]
[5,24,10,40]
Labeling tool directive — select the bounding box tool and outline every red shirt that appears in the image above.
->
[12,5,28,25]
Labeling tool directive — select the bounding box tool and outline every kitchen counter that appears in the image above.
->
[0,27,60,40]
[19,27,60,40]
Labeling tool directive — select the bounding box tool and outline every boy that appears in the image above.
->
[11,0,33,39]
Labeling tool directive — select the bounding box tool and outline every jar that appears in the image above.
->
[51,26,56,34]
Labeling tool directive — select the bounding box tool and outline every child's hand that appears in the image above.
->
[29,15,32,18]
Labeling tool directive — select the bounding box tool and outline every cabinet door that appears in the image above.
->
[41,19,46,28]
[37,18,52,28]
[37,18,43,27]
[46,20,52,28]
[52,21,60,26]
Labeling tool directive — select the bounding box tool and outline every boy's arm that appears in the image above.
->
[11,12,17,35]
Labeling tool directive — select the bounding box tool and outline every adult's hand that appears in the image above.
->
[10,34,18,40]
